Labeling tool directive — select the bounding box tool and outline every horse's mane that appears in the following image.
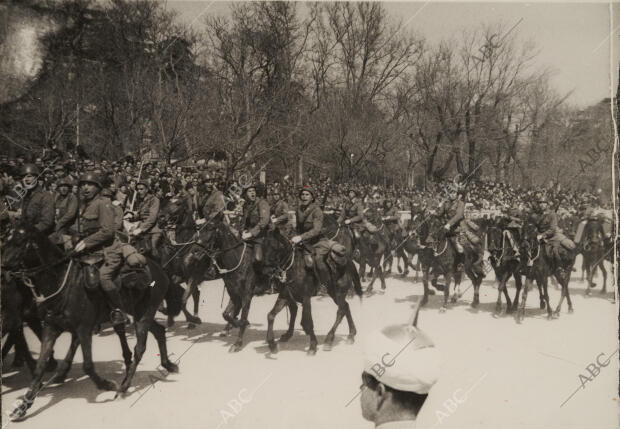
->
[28,225,65,260]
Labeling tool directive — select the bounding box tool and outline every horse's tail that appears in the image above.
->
[347,260,363,299]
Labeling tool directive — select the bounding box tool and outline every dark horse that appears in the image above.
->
[516,222,553,322]
[262,230,362,355]
[486,224,523,314]
[1,225,179,420]
[579,218,610,295]
[426,217,484,311]
[197,213,257,352]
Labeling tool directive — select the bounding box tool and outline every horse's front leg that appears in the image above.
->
[300,295,317,355]
[266,297,288,353]
[230,278,253,353]
[440,271,452,313]
[8,324,62,421]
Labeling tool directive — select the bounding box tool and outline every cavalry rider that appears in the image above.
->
[241,182,271,293]
[381,197,402,242]
[291,186,331,288]
[503,208,523,258]
[73,172,128,325]
[16,163,55,235]
[533,195,576,258]
[200,173,226,223]
[129,180,162,258]
[363,191,386,253]
[437,187,485,276]
[53,176,78,250]
[337,189,366,239]
[270,187,291,236]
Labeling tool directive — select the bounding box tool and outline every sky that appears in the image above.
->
[162,1,619,109]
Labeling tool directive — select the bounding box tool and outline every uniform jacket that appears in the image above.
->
[439,199,465,228]
[135,193,161,233]
[365,204,383,225]
[78,194,116,250]
[55,192,78,233]
[242,198,270,238]
[382,206,399,223]
[296,202,324,244]
[536,209,560,239]
[202,190,226,219]
[22,186,55,234]
[338,199,365,224]
[272,199,290,224]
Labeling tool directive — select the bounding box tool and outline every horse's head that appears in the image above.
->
[426,216,447,251]
[1,223,50,270]
[262,229,292,273]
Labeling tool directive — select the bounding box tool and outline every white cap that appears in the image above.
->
[363,324,440,394]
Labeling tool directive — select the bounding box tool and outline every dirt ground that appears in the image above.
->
[2,255,618,429]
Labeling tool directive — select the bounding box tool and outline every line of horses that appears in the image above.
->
[0,205,613,421]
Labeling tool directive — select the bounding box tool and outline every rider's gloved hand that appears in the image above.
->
[443,223,450,231]
[536,234,543,241]
[131,227,142,236]
[195,218,206,226]
[344,219,351,225]
[291,235,302,244]
[74,241,87,253]
[241,231,252,240]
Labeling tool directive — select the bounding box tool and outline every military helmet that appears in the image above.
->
[347,189,358,197]
[79,172,103,188]
[20,163,40,177]
[299,185,316,199]
[57,177,74,188]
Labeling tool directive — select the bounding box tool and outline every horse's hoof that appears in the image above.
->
[101,379,118,391]
[381,284,386,290]
[268,341,278,353]
[553,311,560,318]
[164,362,179,373]
[8,399,28,421]
[219,330,231,337]
[186,315,202,325]
[540,301,546,309]
[187,323,196,330]
[323,343,333,352]
[471,300,479,308]
[167,318,175,328]
[307,347,317,356]
[345,336,355,345]
[279,333,292,342]
[420,296,429,307]
[568,307,574,314]
[547,313,553,320]
[450,296,457,303]
[439,306,447,313]
[229,343,242,353]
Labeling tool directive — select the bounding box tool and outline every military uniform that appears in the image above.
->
[536,208,575,252]
[271,198,290,236]
[22,187,55,235]
[134,192,162,256]
[338,197,366,237]
[55,191,78,235]
[241,194,270,262]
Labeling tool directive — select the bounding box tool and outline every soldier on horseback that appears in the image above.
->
[533,195,576,260]
[291,186,340,288]
[270,188,290,237]
[338,189,366,239]
[127,180,162,258]
[16,163,55,235]
[437,187,485,277]
[241,182,271,294]
[73,172,128,325]
[381,198,401,242]
[52,176,78,250]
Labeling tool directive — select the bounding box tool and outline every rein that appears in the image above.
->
[13,259,74,304]
[433,239,448,257]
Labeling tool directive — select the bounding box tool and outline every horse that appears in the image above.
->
[486,223,523,315]
[516,222,553,322]
[1,272,57,374]
[580,218,609,295]
[262,229,362,355]
[355,224,388,294]
[426,217,484,311]
[196,213,257,352]
[1,225,179,420]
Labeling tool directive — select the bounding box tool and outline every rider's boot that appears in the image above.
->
[101,280,129,325]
